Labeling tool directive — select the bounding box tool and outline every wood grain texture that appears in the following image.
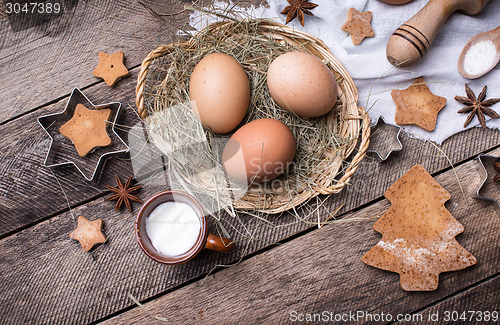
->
[394,276,499,324]
[1,1,499,322]
[1,0,500,239]
[2,73,500,237]
[100,150,500,325]
[0,0,267,124]
[0,0,186,123]
[1,148,497,324]
[0,68,142,237]
[0,174,304,325]
[0,1,6,19]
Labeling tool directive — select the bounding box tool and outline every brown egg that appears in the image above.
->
[222,118,296,184]
[267,51,338,118]
[378,0,414,4]
[189,53,250,134]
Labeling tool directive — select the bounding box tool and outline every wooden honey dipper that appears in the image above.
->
[386,0,491,67]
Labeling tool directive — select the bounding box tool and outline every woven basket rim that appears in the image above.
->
[135,19,370,214]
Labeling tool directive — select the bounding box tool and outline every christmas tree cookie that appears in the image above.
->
[362,164,476,291]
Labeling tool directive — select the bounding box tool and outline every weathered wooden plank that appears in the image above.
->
[1,146,498,324]
[97,150,500,325]
[0,0,187,123]
[0,2,6,19]
[0,1,498,323]
[2,69,500,237]
[0,68,142,237]
[0,172,303,325]
[1,0,267,236]
[2,0,500,241]
[0,0,266,124]
[395,276,499,324]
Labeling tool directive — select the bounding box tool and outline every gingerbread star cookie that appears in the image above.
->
[362,164,476,291]
[92,51,129,87]
[70,216,106,252]
[392,77,447,131]
[59,103,112,157]
[342,8,375,45]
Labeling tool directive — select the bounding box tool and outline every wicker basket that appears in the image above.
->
[136,19,370,214]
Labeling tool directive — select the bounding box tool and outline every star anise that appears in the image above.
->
[455,84,500,129]
[494,161,500,181]
[105,175,142,212]
[281,0,318,27]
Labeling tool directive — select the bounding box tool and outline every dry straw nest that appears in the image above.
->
[136,16,370,215]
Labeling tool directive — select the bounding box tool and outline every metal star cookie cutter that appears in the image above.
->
[366,116,403,161]
[38,88,129,181]
[473,154,500,209]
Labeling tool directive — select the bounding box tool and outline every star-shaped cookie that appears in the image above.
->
[392,77,447,132]
[92,51,129,87]
[342,8,375,45]
[38,88,129,181]
[59,103,112,157]
[69,216,106,252]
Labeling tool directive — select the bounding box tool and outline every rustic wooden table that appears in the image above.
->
[1,1,498,324]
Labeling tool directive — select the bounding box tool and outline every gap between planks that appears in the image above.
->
[0,0,264,124]
[392,275,499,324]
[0,65,140,128]
[0,0,191,124]
[0,137,498,324]
[2,82,500,237]
[2,0,500,238]
[89,148,499,324]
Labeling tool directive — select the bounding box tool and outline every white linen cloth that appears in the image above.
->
[190,0,500,144]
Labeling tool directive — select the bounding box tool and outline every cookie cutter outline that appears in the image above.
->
[366,116,403,161]
[473,154,500,209]
[38,88,130,181]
